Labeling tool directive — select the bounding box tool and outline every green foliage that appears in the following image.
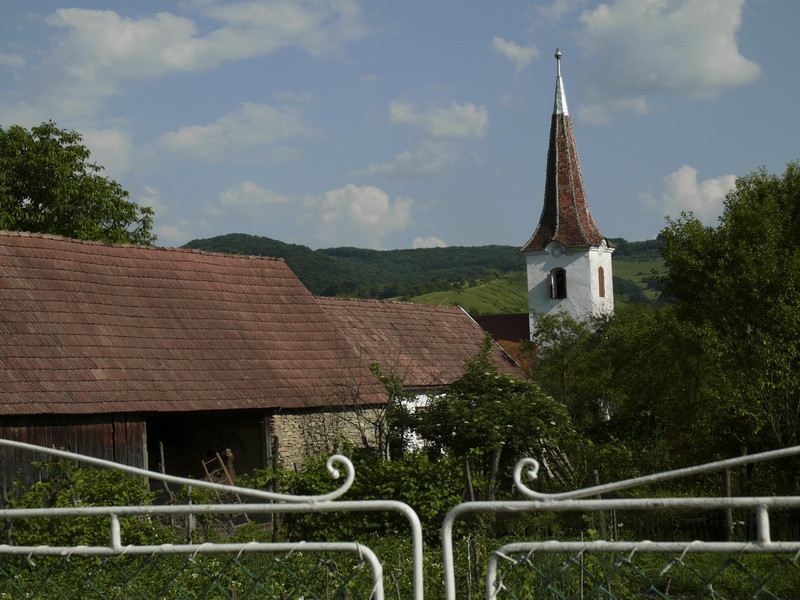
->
[0,122,155,244]
[659,161,800,466]
[240,450,466,543]
[530,306,711,477]
[607,237,662,261]
[409,270,528,314]
[184,234,526,298]
[415,334,574,495]
[6,458,175,547]
[184,233,660,313]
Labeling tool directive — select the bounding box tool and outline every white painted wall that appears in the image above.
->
[525,243,614,335]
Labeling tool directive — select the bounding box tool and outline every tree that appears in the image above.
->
[415,334,575,499]
[659,161,800,474]
[0,121,155,244]
[529,312,602,429]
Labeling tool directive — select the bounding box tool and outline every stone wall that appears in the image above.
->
[271,405,385,468]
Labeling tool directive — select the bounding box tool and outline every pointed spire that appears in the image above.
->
[522,50,608,252]
[553,49,569,116]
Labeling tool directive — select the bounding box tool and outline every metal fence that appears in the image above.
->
[2,439,800,599]
[444,447,800,600]
[0,440,423,600]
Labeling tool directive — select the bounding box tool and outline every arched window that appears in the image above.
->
[547,268,567,299]
[598,266,605,297]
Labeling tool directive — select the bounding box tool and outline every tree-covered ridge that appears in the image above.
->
[183,233,659,306]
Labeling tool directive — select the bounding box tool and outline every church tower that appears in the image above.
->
[522,50,614,333]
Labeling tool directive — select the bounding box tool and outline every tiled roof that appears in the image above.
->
[317,297,527,388]
[0,231,386,415]
[522,51,609,252]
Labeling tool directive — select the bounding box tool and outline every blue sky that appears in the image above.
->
[1,0,796,249]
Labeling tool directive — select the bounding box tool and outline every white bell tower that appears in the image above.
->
[521,50,614,334]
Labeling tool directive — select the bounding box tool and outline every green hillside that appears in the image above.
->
[183,234,525,297]
[409,271,528,315]
[182,233,663,313]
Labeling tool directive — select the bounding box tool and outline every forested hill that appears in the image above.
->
[182,233,660,303]
[183,233,524,296]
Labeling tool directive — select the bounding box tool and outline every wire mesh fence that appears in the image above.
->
[3,439,800,600]
[489,545,800,600]
[0,548,379,600]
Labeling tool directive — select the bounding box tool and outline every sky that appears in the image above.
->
[0,0,797,250]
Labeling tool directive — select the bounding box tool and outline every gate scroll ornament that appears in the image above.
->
[0,439,424,600]
[443,444,800,600]
[1,439,800,599]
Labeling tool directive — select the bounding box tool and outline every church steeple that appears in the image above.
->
[522,50,607,252]
[522,50,614,331]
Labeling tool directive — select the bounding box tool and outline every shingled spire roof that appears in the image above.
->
[522,50,608,252]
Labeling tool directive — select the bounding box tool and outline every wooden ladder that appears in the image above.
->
[200,449,250,526]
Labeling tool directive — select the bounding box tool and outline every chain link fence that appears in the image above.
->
[490,545,800,600]
[0,548,379,600]
[3,440,800,600]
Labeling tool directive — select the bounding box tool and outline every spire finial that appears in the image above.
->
[553,49,568,116]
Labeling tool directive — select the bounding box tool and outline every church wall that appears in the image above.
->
[525,245,614,334]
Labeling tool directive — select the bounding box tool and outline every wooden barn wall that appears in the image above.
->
[0,414,146,490]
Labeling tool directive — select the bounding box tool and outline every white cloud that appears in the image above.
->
[306,184,413,248]
[490,36,539,72]
[389,100,488,139]
[22,1,365,120]
[219,181,290,211]
[576,0,760,118]
[160,102,316,157]
[81,128,134,177]
[138,186,194,247]
[640,165,736,224]
[0,53,25,69]
[357,140,460,177]
[535,0,585,21]
[412,236,447,249]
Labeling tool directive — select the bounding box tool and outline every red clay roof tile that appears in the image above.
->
[0,231,386,415]
[317,297,527,388]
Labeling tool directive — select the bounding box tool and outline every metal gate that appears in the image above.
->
[1,439,800,599]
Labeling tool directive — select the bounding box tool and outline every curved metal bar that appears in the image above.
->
[0,438,354,503]
[513,444,800,500]
[0,438,423,600]
[0,541,385,600]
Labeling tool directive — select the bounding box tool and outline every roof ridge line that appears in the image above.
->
[316,295,465,310]
[0,230,286,262]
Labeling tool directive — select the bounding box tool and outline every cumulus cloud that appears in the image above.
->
[21,1,365,119]
[640,165,736,224]
[412,236,447,249]
[219,181,290,211]
[490,36,539,72]
[81,128,134,177]
[389,100,488,139]
[306,184,413,248]
[138,186,193,247]
[356,140,460,177]
[160,102,317,157]
[535,0,584,21]
[0,53,25,69]
[575,0,760,119]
